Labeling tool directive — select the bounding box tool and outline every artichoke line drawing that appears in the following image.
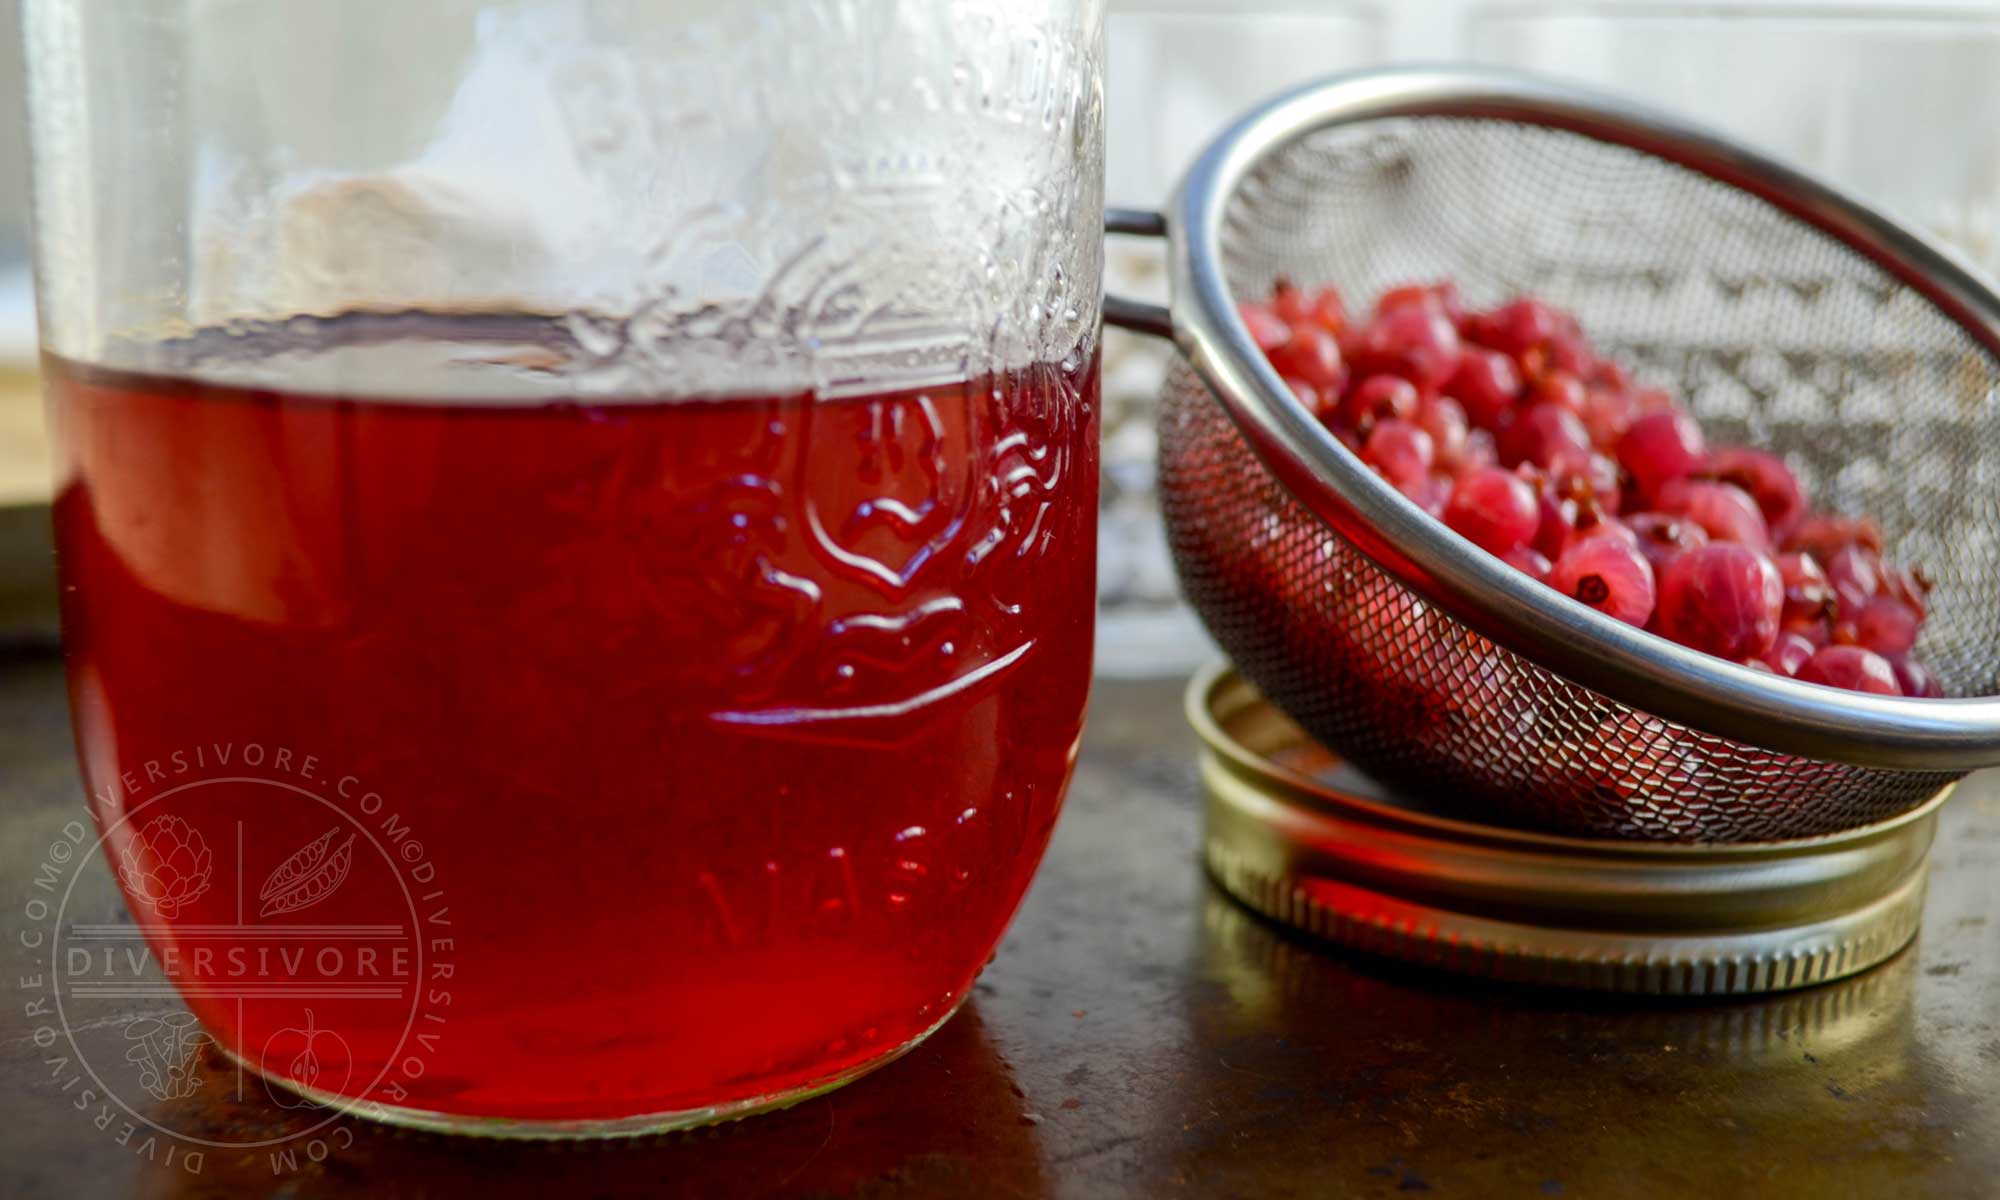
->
[117,816,214,920]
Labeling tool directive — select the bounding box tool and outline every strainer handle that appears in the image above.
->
[1104,208,1174,339]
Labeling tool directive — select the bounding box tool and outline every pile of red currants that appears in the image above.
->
[1240,279,1941,697]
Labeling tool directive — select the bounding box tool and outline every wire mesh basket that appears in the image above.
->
[1106,67,2000,842]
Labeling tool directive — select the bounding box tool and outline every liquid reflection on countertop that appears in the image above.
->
[138,1003,1043,1200]
[5,670,1993,1199]
[1183,883,1991,1197]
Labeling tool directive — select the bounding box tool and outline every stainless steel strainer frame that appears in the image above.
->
[1105,65,2000,774]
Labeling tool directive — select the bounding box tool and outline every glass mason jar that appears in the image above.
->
[26,0,1103,1135]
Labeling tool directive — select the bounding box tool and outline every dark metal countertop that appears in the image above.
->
[2,650,1996,1198]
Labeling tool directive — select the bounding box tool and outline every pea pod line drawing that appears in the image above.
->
[258,828,356,917]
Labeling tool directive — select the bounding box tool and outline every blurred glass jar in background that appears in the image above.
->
[0,0,53,644]
[1098,0,1385,674]
[1467,2,2000,269]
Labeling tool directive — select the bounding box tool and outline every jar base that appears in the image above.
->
[218,997,966,1140]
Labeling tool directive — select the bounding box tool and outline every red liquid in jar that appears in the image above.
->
[48,316,1097,1122]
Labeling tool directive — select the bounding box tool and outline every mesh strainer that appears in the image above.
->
[1105,66,2000,843]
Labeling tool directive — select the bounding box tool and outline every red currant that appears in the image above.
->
[1375,280,1464,326]
[1442,347,1522,430]
[1590,359,1631,392]
[1270,280,1345,332]
[1503,545,1554,583]
[1653,478,1770,549]
[1635,387,1677,415]
[1849,594,1920,656]
[1617,409,1708,503]
[1580,384,1640,448]
[1266,323,1346,393]
[1362,418,1436,488]
[1655,542,1783,659]
[1545,334,1594,379]
[1443,466,1540,556]
[1339,373,1420,434]
[1547,450,1622,515]
[1706,446,1806,545]
[1465,297,1561,358]
[1880,563,1933,620]
[1345,304,1461,389]
[1261,278,1941,695]
[1550,533,1656,627]
[1497,402,1593,470]
[1783,614,1833,649]
[1414,395,1470,468]
[1461,428,1499,471]
[1824,544,1881,613]
[1532,490,1578,560]
[1784,512,1883,560]
[1238,301,1291,352]
[1887,653,1944,699]
[1775,551,1833,625]
[1398,473,1452,518]
[1796,645,1901,695]
[1624,512,1710,575]
[1530,371,1587,415]
[1761,630,1817,676]
[1575,509,1635,547]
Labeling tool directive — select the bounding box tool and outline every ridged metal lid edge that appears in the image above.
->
[1204,837,1927,996]
[1191,664,1950,995]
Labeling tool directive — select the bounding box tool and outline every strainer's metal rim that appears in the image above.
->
[1158,63,2000,771]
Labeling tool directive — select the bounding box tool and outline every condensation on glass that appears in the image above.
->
[27,0,1104,398]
